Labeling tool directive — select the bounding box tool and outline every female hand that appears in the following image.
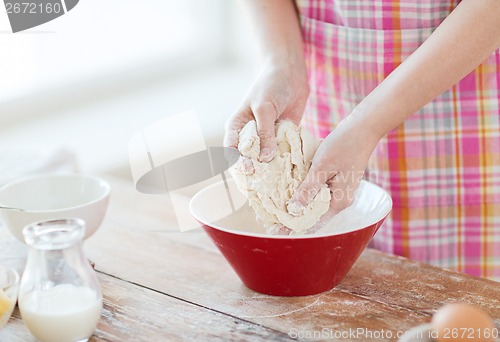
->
[287,112,383,222]
[224,63,309,162]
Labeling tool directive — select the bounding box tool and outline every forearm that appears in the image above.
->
[238,0,306,68]
[353,0,500,142]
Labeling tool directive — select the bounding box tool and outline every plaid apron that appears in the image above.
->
[297,0,500,280]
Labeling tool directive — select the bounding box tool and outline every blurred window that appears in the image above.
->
[0,0,229,104]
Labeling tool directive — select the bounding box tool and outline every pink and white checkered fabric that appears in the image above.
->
[297,0,500,280]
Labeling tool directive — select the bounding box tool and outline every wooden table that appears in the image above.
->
[1,176,499,341]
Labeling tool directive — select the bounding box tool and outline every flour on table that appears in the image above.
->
[230,120,331,235]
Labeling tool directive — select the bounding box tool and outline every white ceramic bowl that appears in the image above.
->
[0,174,110,242]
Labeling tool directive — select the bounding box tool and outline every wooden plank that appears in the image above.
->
[84,177,499,338]
[0,225,290,341]
[0,310,109,342]
[338,249,500,319]
[0,310,38,342]
[85,218,433,338]
[95,273,291,342]
[3,175,499,341]
[79,179,428,339]
[0,272,291,342]
[97,176,219,254]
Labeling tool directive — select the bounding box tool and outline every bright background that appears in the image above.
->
[0,0,255,181]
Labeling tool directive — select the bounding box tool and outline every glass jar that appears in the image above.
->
[18,219,102,342]
[0,264,19,329]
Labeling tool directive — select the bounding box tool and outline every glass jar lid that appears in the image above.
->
[22,218,86,250]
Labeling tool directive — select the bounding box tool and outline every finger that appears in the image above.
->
[223,130,239,150]
[252,102,279,162]
[327,175,358,214]
[303,205,338,235]
[301,176,359,234]
[224,107,253,149]
[287,164,331,216]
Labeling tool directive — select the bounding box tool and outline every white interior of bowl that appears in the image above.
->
[190,178,392,239]
[0,174,110,212]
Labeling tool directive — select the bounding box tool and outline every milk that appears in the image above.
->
[19,284,102,342]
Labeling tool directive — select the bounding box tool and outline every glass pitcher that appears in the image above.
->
[18,219,102,342]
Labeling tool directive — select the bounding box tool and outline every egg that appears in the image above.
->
[432,303,496,342]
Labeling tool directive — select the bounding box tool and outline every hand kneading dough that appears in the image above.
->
[230,120,331,234]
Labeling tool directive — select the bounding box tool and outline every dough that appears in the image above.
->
[230,120,331,234]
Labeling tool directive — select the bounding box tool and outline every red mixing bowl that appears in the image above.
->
[190,179,392,296]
